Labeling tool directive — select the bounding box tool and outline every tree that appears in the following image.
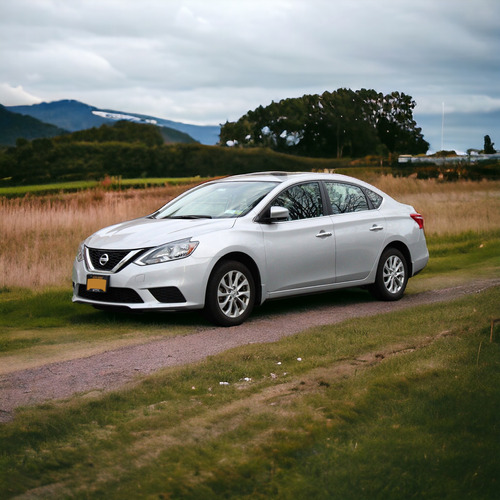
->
[306,89,380,158]
[483,135,496,154]
[219,88,429,158]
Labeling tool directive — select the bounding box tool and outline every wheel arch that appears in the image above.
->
[209,252,263,306]
[381,241,413,276]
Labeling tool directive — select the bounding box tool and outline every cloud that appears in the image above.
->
[0,0,499,151]
[0,83,42,106]
[415,94,500,115]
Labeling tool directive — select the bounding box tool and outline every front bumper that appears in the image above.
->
[72,254,212,311]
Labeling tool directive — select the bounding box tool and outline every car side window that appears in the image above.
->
[273,182,324,220]
[365,188,383,209]
[325,182,369,214]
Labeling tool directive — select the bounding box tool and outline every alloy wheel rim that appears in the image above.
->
[217,270,251,318]
[382,255,405,294]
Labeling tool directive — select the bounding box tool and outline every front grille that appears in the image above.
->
[86,247,148,273]
[149,287,186,303]
[87,248,130,271]
[78,285,144,304]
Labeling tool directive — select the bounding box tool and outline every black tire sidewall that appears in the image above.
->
[204,260,255,326]
[372,248,408,301]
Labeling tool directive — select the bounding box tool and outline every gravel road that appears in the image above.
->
[1,279,498,423]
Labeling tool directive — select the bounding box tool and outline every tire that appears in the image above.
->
[204,260,255,327]
[369,248,408,301]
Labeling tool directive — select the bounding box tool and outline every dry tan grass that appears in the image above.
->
[1,177,499,289]
[373,176,500,235]
[0,184,197,289]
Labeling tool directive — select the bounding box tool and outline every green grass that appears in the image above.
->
[0,176,209,197]
[427,230,500,259]
[0,287,199,331]
[0,287,498,499]
[408,230,500,293]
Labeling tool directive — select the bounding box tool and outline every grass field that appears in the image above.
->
[1,174,499,498]
[1,175,500,289]
[1,287,499,498]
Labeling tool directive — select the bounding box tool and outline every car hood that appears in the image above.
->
[85,217,237,250]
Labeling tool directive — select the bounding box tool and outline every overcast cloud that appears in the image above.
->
[1,0,499,152]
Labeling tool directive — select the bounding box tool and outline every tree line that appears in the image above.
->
[219,88,429,158]
[0,121,357,186]
[1,95,498,187]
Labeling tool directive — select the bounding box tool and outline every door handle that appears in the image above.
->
[369,225,384,231]
[316,230,333,238]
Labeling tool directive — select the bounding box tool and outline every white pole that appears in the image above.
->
[441,102,445,151]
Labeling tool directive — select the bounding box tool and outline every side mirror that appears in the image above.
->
[269,206,289,221]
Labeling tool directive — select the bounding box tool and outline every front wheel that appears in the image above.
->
[204,261,255,327]
[369,248,408,301]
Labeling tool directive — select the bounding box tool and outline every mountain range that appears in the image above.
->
[0,104,67,145]
[3,100,220,146]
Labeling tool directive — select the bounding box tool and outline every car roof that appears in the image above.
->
[220,171,369,186]
[221,171,304,182]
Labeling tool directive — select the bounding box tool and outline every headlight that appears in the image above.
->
[136,238,199,266]
[76,242,85,262]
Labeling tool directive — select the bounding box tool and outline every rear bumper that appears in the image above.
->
[411,240,429,276]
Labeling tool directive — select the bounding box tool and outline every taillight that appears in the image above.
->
[411,213,424,230]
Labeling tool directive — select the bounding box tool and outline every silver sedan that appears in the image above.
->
[72,172,429,326]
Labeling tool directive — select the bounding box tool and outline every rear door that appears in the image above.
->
[324,181,386,282]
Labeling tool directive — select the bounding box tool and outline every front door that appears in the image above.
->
[259,182,335,296]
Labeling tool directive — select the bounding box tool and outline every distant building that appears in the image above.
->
[398,153,500,164]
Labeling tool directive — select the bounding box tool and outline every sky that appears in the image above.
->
[1,0,499,153]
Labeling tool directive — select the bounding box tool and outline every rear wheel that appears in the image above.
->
[204,261,255,326]
[369,248,408,301]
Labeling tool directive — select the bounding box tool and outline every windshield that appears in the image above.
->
[152,181,279,219]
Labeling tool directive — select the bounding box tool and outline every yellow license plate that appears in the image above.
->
[86,275,109,293]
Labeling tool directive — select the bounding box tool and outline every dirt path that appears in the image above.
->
[1,279,498,423]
